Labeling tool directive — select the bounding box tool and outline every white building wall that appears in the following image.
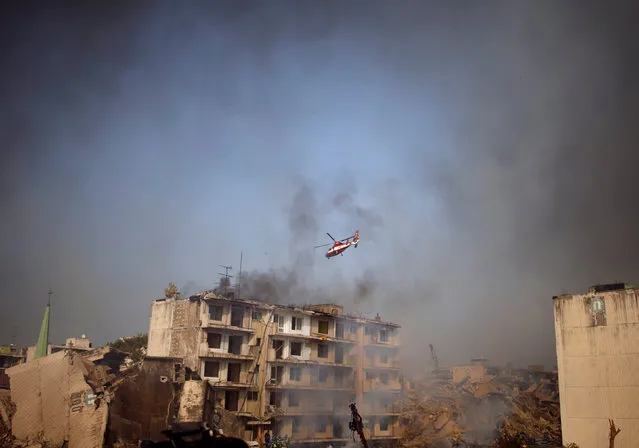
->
[147,299,175,357]
[272,310,311,336]
[553,287,639,448]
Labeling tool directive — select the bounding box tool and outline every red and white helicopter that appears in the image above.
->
[314,230,360,258]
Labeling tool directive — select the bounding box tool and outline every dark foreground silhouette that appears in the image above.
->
[138,422,250,448]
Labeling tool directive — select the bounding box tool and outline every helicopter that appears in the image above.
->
[314,230,360,258]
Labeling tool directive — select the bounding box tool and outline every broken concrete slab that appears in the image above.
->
[7,350,109,448]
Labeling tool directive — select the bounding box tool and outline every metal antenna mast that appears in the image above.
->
[46,288,53,347]
[237,251,243,300]
[218,265,233,295]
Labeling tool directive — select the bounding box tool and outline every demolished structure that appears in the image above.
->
[4,346,130,447]
[146,290,404,446]
[401,362,561,447]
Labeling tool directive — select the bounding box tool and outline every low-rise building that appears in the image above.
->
[25,335,93,362]
[146,290,402,446]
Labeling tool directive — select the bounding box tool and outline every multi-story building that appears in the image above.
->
[553,282,639,448]
[146,291,402,445]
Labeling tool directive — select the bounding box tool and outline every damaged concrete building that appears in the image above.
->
[146,291,403,446]
[553,282,639,448]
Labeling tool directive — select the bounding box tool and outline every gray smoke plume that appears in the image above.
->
[287,182,319,280]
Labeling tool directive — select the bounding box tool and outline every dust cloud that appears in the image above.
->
[1,2,639,376]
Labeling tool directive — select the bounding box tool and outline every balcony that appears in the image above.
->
[359,403,402,416]
[307,332,357,345]
[264,405,339,417]
[266,378,355,391]
[291,429,348,443]
[362,356,401,370]
[199,349,254,361]
[200,336,254,360]
[203,319,254,333]
[362,379,402,393]
[204,367,254,388]
[267,350,355,368]
[364,334,399,347]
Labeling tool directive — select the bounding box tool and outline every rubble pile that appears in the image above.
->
[401,371,560,447]
[0,390,15,448]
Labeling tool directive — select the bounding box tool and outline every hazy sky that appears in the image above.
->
[2,1,638,372]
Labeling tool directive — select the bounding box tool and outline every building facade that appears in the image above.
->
[146,292,402,445]
[553,283,639,448]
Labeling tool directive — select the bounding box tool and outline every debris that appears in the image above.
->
[5,345,134,448]
[6,350,109,447]
[401,369,561,447]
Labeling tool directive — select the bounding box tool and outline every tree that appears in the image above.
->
[165,282,179,298]
[110,333,148,363]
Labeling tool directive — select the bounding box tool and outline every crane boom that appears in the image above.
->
[429,344,440,370]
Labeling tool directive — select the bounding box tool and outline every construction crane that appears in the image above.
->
[429,344,440,370]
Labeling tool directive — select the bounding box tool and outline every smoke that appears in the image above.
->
[353,269,378,306]
[239,269,301,304]
[287,182,319,281]
[1,1,639,378]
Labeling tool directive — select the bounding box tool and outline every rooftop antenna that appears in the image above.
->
[218,265,233,295]
[237,251,243,300]
[47,288,53,347]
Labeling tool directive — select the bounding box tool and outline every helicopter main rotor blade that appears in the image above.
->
[339,235,355,242]
[314,243,332,249]
[326,232,337,242]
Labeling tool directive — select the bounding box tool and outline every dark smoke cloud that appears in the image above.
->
[239,269,301,304]
[1,1,639,376]
[353,269,378,306]
[332,193,384,231]
[287,182,319,278]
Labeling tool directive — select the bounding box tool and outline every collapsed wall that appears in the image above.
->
[7,350,110,448]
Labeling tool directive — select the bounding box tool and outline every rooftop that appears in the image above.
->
[154,291,400,328]
[552,282,639,299]
[0,345,23,357]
